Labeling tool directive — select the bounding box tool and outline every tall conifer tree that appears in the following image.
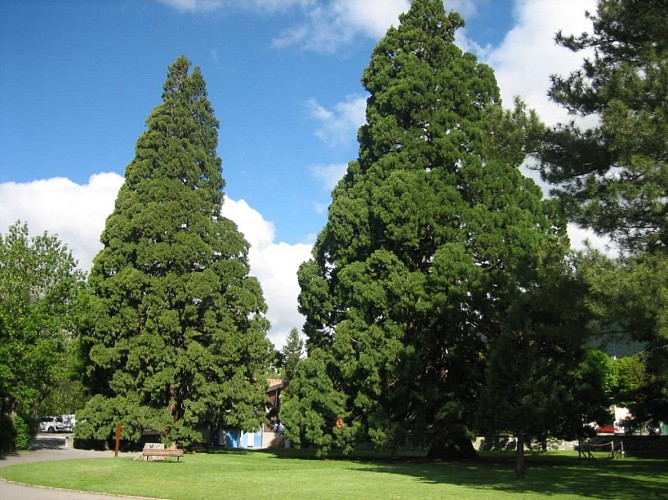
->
[295,0,568,458]
[77,57,272,446]
[536,0,667,424]
[538,0,666,254]
[281,327,304,382]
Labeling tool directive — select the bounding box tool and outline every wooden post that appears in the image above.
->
[115,423,121,458]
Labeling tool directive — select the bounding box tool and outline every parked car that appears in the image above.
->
[60,413,76,432]
[39,416,66,433]
[40,414,77,433]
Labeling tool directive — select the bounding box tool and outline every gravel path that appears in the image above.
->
[0,434,149,499]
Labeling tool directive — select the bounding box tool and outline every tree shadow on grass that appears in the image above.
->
[354,455,668,498]
[194,447,668,497]
[249,449,666,498]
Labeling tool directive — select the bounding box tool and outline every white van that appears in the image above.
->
[39,416,65,433]
[39,414,76,433]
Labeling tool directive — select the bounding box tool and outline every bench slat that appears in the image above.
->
[142,449,183,454]
[142,448,184,461]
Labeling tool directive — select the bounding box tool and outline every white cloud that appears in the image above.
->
[445,0,478,19]
[156,0,223,12]
[484,0,597,126]
[0,173,123,270]
[220,197,276,250]
[313,202,329,216]
[480,1,610,253]
[272,0,408,53]
[307,94,366,147]
[159,0,478,55]
[329,0,410,39]
[310,163,348,191]
[221,198,313,349]
[267,0,482,54]
[0,176,310,349]
[567,223,615,255]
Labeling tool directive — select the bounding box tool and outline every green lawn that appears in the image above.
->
[1,449,666,499]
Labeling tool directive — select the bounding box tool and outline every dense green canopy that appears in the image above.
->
[538,0,666,254]
[292,0,569,458]
[0,221,85,451]
[478,255,611,475]
[536,0,667,424]
[281,327,304,382]
[77,56,272,446]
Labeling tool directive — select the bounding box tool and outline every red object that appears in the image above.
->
[596,425,619,433]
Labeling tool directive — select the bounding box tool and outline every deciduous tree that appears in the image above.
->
[610,353,646,411]
[0,221,85,451]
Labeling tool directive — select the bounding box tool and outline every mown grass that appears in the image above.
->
[1,449,666,499]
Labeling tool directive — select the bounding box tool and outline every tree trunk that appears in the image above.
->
[515,433,526,477]
[427,436,479,461]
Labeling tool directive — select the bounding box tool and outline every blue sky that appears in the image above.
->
[0,0,597,347]
[1,0,515,243]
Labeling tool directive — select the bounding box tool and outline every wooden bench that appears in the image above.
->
[142,447,184,462]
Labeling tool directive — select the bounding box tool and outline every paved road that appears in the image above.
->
[0,434,148,499]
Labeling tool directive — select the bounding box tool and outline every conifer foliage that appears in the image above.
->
[538,0,667,254]
[77,57,272,446]
[294,0,568,458]
[536,0,668,424]
[281,327,304,382]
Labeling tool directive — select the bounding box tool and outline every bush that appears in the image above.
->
[13,414,38,450]
[0,413,37,452]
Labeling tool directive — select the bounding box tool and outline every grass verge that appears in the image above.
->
[0,449,666,499]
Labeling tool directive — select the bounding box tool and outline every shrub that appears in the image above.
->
[13,414,38,450]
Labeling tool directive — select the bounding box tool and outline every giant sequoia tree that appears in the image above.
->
[77,57,272,446]
[536,0,667,424]
[294,0,569,458]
